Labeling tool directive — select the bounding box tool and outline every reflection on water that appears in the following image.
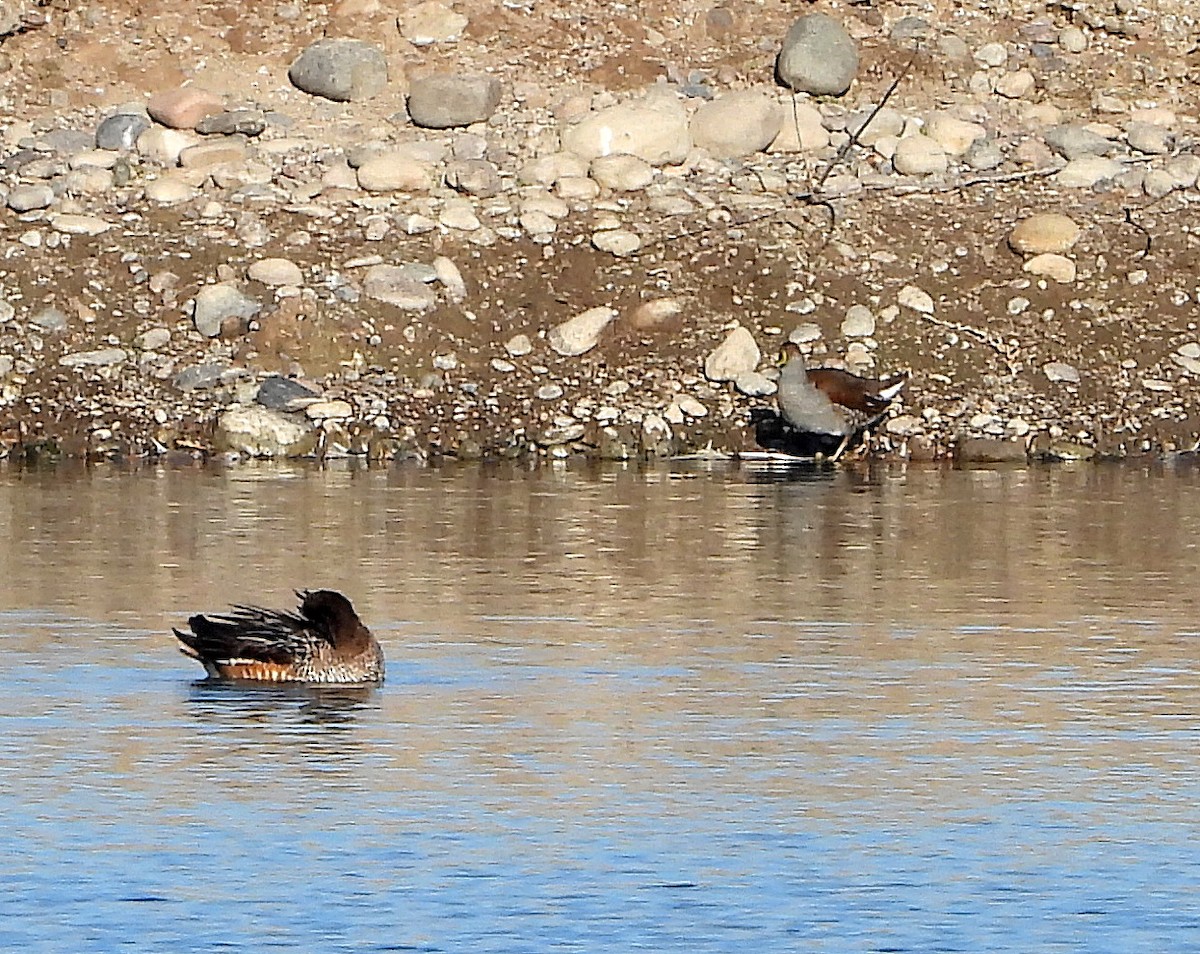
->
[1,460,1199,952]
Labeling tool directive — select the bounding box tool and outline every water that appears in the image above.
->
[1,460,1199,952]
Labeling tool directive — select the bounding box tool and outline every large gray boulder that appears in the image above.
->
[776,14,858,96]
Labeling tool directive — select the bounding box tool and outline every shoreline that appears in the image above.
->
[2,1,1198,465]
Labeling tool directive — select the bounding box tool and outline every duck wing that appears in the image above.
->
[174,604,323,666]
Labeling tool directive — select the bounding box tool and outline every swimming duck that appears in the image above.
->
[174,589,385,684]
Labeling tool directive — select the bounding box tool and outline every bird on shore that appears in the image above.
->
[174,589,384,684]
[774,341,908,457]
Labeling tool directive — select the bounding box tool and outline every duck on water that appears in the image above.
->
[174,589,385,684]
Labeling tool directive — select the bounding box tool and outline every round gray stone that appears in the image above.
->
[95,113,151,151]
[192,283,261,337]
[7,183,54,213]
[777,13,858,96]
[408,74,502,129]
[288,39,389,103]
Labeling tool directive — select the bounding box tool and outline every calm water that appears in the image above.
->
[1,459,1198,952]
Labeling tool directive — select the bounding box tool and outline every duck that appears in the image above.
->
[774,341,908,456]
[173,589,385,684]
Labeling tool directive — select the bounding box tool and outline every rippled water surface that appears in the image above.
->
[2,460,1199,952]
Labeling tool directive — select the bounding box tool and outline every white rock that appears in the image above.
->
[548,306,618,356]
[589,154,655,191]
[1054,156,1122,188]
[304,399,354,420]
[767,101,830,153]
[561,96,691,166]
[1009,213,1082,255]
[399,1,468,45]
[897,284,935,314]
[1023,253,1076,283]
[690,89,784,159]
[248,258,304,287]
[144,178,198,204]
[433,256,467,301]
[893,135,948,175]
[924,113,986,156]
[49,214,113,235]
[841,305,875,337]
[592,229,642,256]
[704,326,760,382]
[1043,361,1081,383]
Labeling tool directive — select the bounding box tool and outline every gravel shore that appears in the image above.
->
[1,0,1197,464]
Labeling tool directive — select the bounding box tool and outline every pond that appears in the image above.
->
[1,459,1198,952]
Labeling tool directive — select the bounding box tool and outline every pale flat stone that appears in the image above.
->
[248,258,304,286]
[561,95,691,166]
[1023,252,1076,283]
[48,213,112,235]
[690,89,784,159]
[893,135,948,175]
[399,1,468,45]
[357,153,435,191]
[548,306,618,356]
[1009,213,1082,255]
[924,113,986,156]
[704,326,760,382]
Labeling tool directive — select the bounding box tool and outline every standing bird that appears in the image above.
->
[775,341,907,458]
[174,589,385,684]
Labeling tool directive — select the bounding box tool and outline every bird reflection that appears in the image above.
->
[185,680,378,743]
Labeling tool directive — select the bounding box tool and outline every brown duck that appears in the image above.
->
[777,341,907,440]
[174,589,385,684]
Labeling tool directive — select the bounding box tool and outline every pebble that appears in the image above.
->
[439,199,482,231]
[30,306,68,333]
[1009,213,1081,254]
[48,213,111,235]
[1044,124,1115,159]
[1054,156,1123,188]
[841,305,875,337]
[59,348,127,368]
[589,154,655,191]
[592,229,642,256]
[95,112,150,150]
[924,113,986,156]
[897,284,935,314]
[144,178,198,204]
[974,42,1008,68]
[445,158,503,197]
[288,38,389,102]
[400,1,469,44]
[216,405,317,458]
[433,257,467,302]
[548,306,618,356]
[690,89,784,159]
[179,140,248,169]
[1023,253,1077,283]
[1059,26,1087,52]
[733,370,776,397]
[767,101,829,152]
[994,69,1035,99]
[776,13,858,96]
[363,265,438,310]
[195,109,267,137]
[7,183,54,212]
[135,328,171,351]
[256,376,320,411]
[505,334,533,357]
[704,326,760,382]
[408,74,502,129]
[357,153,435,192]
[1043,361,1081,383]
[561,96,691,165]
[147,87,223,129]
[137,127,198,165]
[192,283,261,337]
[248,258,304,287]
[1126,122,1173,155]
[893,135,948,176]
[631,298,683,328]
[304,399,354,420]
[536,384,565,400]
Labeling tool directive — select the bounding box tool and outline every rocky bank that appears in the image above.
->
[1,0,1199,465]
